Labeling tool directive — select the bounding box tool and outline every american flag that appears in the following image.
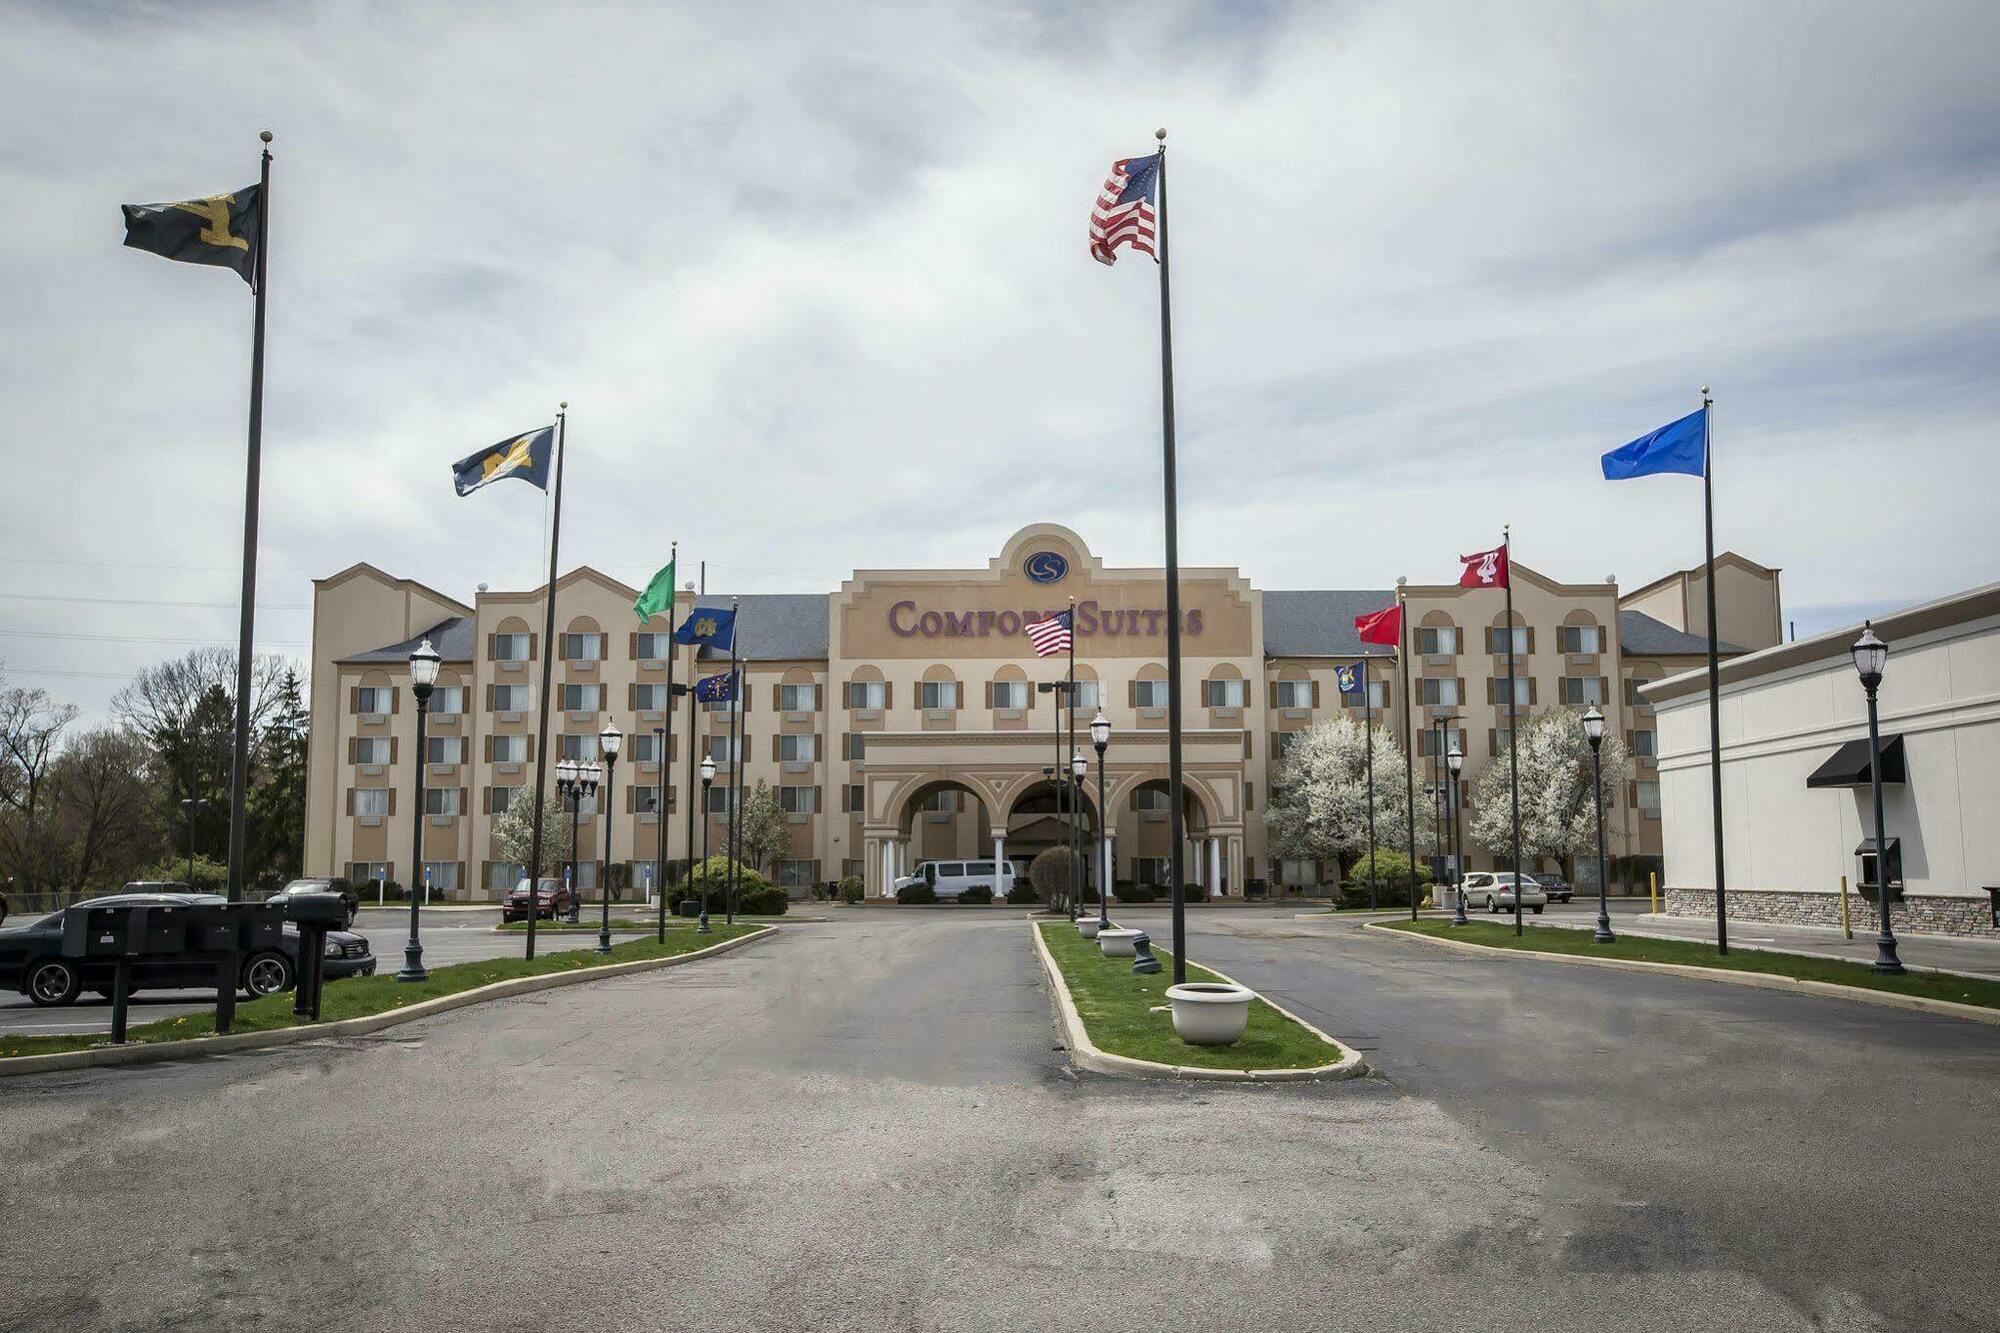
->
[1090,154,1158,265]
[1027,608,1074,658]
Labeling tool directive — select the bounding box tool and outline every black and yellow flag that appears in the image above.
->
[121,184,261,285]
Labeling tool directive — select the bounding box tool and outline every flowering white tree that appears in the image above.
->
[1265,715,1431,881]
[1467,708,1631,879]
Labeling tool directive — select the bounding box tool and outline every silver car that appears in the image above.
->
[1461,872,1547,914]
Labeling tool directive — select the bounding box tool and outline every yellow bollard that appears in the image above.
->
[1649,871,1659,915]
[1839,874,1853,940]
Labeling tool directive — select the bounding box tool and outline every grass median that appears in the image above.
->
[1036,921,1345,1071]
[0,923,765,1061]
[1382,919,2000,1011]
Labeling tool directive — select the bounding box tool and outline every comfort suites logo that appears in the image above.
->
[889,600,1204,639]
[1024,550,1069,584]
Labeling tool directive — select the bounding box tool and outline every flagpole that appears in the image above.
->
[1400,588,1418,921]
[726,596,742,925]
[1701,387,1728,955]
[1363,657,1376,908]
[684,628,702,930]
[1150,130,1193,982]
[1504,526,1523,936]
[656,542,676,945]
[523,403,567,961]
[1067,595,1080,919]
[223,131,273,903]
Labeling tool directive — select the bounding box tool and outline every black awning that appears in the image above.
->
[1806,734,1905,789]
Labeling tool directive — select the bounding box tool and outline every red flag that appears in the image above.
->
[1459,544,1509,589]
[1354,603,1402,647]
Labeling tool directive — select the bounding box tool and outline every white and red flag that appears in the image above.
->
[1090,154,1159,265]
[1458,544,1510,589]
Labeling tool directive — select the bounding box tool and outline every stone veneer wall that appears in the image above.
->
[1664,886,1998,939]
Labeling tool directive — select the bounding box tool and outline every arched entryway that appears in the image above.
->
[1000,778,1101,891]
[881,778,995,888]
[1119,777,1217,893]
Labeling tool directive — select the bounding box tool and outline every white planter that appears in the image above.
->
[1165,981,1254,1046]
[1098,928,1142,957]
[1077,919,1104,940]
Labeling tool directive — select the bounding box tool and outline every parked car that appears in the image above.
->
[1539,875,1575,903]
[0,891,371,1007]
[267,877,361,927]
[892,859,1018,900]
[503,877,574,922]
[1460,872,1547,914]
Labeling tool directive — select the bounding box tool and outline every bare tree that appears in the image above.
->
[50,728,155,893]
[0,683,80,894]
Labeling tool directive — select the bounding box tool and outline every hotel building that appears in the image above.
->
[303,525,1781,899]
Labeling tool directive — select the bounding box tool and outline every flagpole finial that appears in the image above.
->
[259,130,273,144]
[559,400,568,411]
[1155,127,1167,141]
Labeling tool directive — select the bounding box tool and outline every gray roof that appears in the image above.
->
[693,594,829,662]
[339,615,477,665]
[1261,590,1399,658]
[1618,609,1741,656]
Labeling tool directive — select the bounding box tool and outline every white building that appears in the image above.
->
[1650,581,2000,937]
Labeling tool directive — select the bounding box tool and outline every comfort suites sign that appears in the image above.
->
[888,600,1204,640]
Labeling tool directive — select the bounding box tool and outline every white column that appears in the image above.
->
[881,840,897,896]
[1208,839,1222,896]
[993,832,1007,885]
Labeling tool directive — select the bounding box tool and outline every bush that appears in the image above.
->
[667,857,769,912]
[959,884,994,905]
[1348,849,1433,891]
[1112,881,1156,904]
[1183,883,1208,902]
[1030,847,1075,914]
[839,876,865,904]
[736,884,789,916]
[1005,880,1040,905]
[897,882,937,905]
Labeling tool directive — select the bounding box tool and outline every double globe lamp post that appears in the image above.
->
[697,754,716,934]
[1853,623,1904,976]
[1090,709,1111,930]
[555,757,599,929]
[1581,704,1614,944]
[595,722,622,955]
[397,637,441,984]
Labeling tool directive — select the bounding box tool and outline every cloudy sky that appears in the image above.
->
[5,0,1998,722]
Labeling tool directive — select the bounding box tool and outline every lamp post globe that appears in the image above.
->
[596,724,623,954]
[1090,709,1111,752]
[1852,622,1902,974]
[397,638,441,983]
[1446,742,1466,926]
[697,755,716,933]
[1581,704,1613,943]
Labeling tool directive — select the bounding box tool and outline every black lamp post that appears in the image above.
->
[652,724,668,942]
[1853,623,1903,975]
[1582,704,1614,943]
[597,721,622,955]
[697,754,716,934]
[1040,763,1061,917]
[1091,709,1111,930]
[1071,750,1089,919]
[1447,742,1467,926]
[397,637,440,984]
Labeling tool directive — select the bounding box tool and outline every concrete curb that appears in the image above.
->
[1029,921,1367,1082]
[0,927,778,1079]
[1363,923,2000,1027]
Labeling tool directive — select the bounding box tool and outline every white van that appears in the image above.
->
[894,859,1017,899]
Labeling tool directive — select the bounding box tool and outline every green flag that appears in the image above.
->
[634,555,676,624]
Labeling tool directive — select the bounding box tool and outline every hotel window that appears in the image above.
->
[424,735,464,765]
[492,684,530,712]
[1491,677,1530,707]
[776,859,816,888]
[347,860,390,885]
[778,786,818,814]
[705,786,740,815]
[1626,678,1655,708]
[1270,679,1310,709]
[628,732,665,763]
[353,737,391,765]
[1560,677,1607,706]
[1136,856,1171,886]
[424,788,461,816]
[779,683,819,711]
[778,734,816,763]
[1337,677,1386,709]
[1134,678,1170,708]
[491,734,527,764]
[562,632,603,661]
[1133,787,1170,813]
[1419,728,1465,757]
[923,789,960,813]
[990,680,1029,709]
[493,632,531,661]
[488,786,518,815]
[1487,626,1529,657]
[705,734,741,763]
[561,733,600,762]
[560,683,601,712]
[1631,729,1657,758]
[353,789,390,817]
[635,631,672,659]
[842,732,866,760]
[1417,626,1459,655]
[1420,678,1461,707]
[420,862,460,893]
[634,683,672,710]
[430,686,465,717]
[920,680,959,710]
[486,861,524,892]
[1204,678,1247,708]
[355,685,392,715]
[844,784,864,813]
[1493,726,1513,754]
[1274,731,1303,759]
[1636,780,1661,815]
[1071,680,1101,710]
[845,680,886,710]
[1560,624,1605,654]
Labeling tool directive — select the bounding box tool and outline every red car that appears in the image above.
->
[502,877,573,922]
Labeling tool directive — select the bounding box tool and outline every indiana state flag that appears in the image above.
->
[1603,408,1707,480]
[451,426,554,496]
[674,605,736,650]
[693,669,739,703]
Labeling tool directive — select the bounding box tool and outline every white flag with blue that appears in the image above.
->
[1602,407,1707,480]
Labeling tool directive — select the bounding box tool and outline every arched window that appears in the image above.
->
[1559,610,1605,657]
[919,664,961,712]
[988,663,1030,711]
[1206,663,1250,710]
[1416,610,1460,657]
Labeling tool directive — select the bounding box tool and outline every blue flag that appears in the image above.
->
[451,426,554,496]
[693,669,739,703]
[673,605,736,649]
[1602,407,1707,480]
[1335,663,1363,694]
